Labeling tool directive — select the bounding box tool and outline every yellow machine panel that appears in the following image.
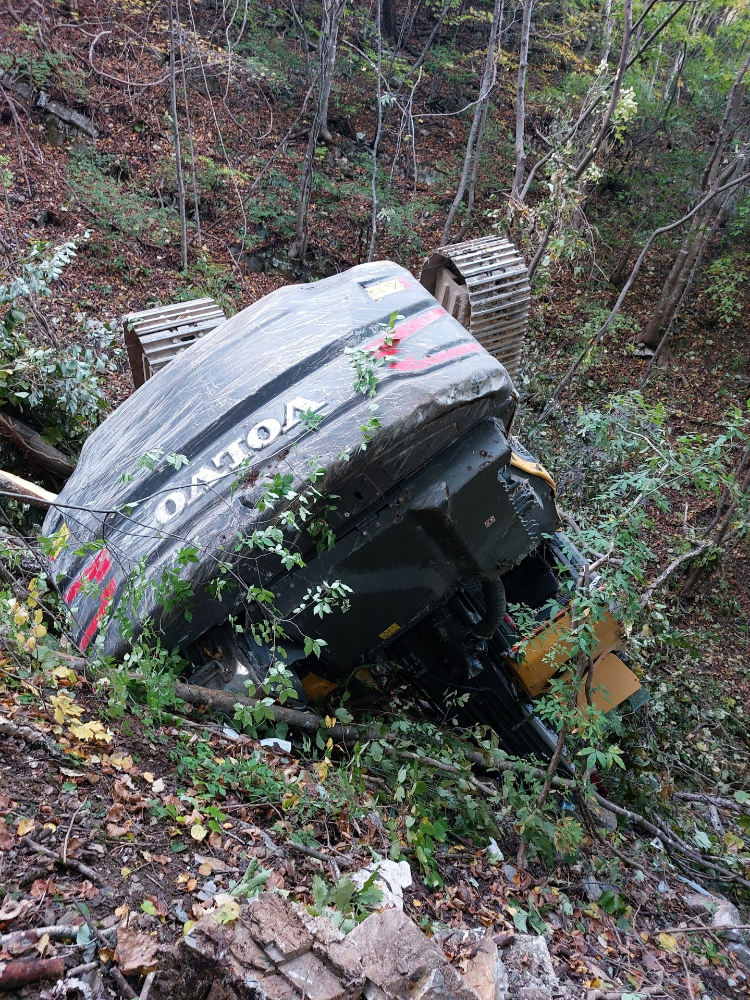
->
[509,608,623,699]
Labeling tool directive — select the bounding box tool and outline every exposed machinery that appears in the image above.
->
[43,239,642,761]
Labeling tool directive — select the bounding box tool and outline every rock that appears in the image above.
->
[500,934,560,1000]
[588,802,618,832]
[345,908,480,1000]
[582,875,602,902]
[151,893,484,1000]
[346,907,446,993]
[502,865,518,884]
[464,937,508,1000]
[351,859,412,910]
[729,942,750,970]
[412,964,484,1000]
[245,893,313,962]
[279,952,346,1000]
[683,891,716,914]
[713,899,743,942]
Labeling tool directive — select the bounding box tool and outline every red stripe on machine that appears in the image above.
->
[64,549,112,605]
[79,578,116,651]
[365,306,447,356]
[389,341,483,372]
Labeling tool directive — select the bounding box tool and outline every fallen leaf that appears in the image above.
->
[17,817,36,837]
[107,822,132,838]
[106,803,126,822]
[658,933,679,954]
[36,932,50,955]
[70,720,114,744]
[208,831,222,850]
[0,818,14,851]
[187,878,198,892]
[194,853,237,873]
[198,862,213,876]
[143,772,155,784]
[115,926,159,976]
[212,895,240,924]
[151,778,165,794]
[190,823,208,842]
[30,878,57,899]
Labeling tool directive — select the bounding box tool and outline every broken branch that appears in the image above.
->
[23,834,103,885]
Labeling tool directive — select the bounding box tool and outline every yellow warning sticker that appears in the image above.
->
[365,277,406,301]
[379,622,402,641]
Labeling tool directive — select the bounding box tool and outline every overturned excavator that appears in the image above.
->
[42,237,643,761]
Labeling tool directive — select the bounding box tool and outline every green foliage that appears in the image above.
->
[233,662,300,737]
[704,254,748,326]
[175,737,288,801]
[0,36,88,98]
[306,870,383,933]
[0,239,118,450]
[67,154,183,247]
[344,344,384,397]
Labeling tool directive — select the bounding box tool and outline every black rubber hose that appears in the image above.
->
[471,578,507,640]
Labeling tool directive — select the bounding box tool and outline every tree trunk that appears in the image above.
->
[599,0,613,65]
[368,0,383,261]
[175,0,201,246]
[381,0,397,42]
[290,0,346,260]
[510,0,533,203]
[441,0,503,244]
[168,0,188,271]
[639,49,750,347]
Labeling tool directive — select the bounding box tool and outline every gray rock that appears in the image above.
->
[345,908,446,995]
[345,908,480,1000]
[502,865,518,883]
[501,934,562,1000]
[729,942,750,970]
[279,952,346,1000]
[582,875,602,902]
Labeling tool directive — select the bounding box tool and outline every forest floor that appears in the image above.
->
[1,1,750,998]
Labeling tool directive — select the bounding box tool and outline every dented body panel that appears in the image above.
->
[45,262,525,657]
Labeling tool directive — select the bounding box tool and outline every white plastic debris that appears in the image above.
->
[487,837,504,863]
[222,724,241,741]
[260,737,292,753]
[351,859,412,910]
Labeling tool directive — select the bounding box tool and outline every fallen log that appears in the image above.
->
[0,713,71,764]
[0,924,79,949]
[0,956,66,989]
[0,469,58,506]
[0,411,76,479]
[174,681,373,745]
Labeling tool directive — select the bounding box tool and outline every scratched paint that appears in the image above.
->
[44,261,518,657]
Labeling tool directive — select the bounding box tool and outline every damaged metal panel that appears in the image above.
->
[44,262,521,658]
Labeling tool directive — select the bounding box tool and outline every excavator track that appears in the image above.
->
[419,235,531,381]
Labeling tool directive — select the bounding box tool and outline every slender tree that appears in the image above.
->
[510,0,533,204]
[638,48,750,348]
[368,0,384,262]
[290,0,346,261]
[168,0,188,271]
[441,0,503,244]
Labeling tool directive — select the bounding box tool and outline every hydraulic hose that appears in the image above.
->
[471,578,507,640]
